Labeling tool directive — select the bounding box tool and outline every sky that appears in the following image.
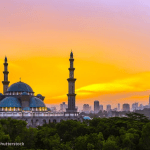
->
[0,0,150,110]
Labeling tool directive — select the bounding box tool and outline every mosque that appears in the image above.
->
[0,52,81,127]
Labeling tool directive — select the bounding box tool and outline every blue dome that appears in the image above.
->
[30,97,45,107]
[23,107,31,111]
[0,97,21,107]
[37,94,42,97]
[21,92,28,95]
[83,116,91,120]
[7,82,34,93]
[0,93,3,95]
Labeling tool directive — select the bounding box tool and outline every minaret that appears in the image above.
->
[2,56,10,94]
[66,51,77,113]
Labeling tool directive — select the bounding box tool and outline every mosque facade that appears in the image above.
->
[0,52,81,127]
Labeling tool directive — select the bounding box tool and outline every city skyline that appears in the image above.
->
[1,1,150,108]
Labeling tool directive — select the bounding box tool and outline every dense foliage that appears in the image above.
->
[0,113,150,150]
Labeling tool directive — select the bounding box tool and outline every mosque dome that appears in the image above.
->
[23,107,31,111]
[0,97,21,107]
[7,82,34,93]
[83,116,91,120]
[37,94,42,97]
[21,92,28,96]
[30,97,46,107]
[0,93,3,96]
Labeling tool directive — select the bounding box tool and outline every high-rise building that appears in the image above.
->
[99,105,103,111]
[118,103,120,111]
[94,100,99,113]
[106,104,111,112]
[83,104,91,113]
[139,104,143,110]
[132,102,138,111]
[123,103,130,111]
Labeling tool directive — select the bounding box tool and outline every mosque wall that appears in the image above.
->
[0,116,83,128]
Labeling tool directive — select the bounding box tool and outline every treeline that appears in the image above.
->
[0,113,150,150]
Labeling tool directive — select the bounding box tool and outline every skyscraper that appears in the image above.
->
[123,103,130,111]
[118,103,120,111]
[83,104,91,113]
[132,102,138,111]
[94,100,99,113]
[106,104,111,112]
[99,105,103,111]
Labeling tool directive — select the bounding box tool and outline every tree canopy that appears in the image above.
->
[0,113,149,150]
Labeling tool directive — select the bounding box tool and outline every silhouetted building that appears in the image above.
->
[83,104,91,113]
[118,103,120,111]
[94,100,99,113]
[123,103,130,111]
[106,104,111,112]
[139,104,143,110]
[132,102,138,111]
[112,108,117,111]
[99,105,103,111]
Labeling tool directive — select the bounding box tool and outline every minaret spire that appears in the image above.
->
[2,56,10,94]
[66,51,77,113]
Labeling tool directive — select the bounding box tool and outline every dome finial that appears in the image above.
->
[20,78,21,82]
[5,56,7,63]
[70,50,73,58]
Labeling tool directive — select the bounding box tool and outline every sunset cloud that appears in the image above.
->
[0,0,150,108]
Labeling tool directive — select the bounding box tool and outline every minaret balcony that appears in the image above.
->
[3,63,8,66]
[2,81,10,84]
[67,94,76,96]
[67,78,76,81]
[3,71,9,74]
[68,68,75,71]
[69,58,74,61]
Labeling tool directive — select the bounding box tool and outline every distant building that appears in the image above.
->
[94,100,99,113]
[143,105,150,109]
[99,105,103,111]
[60,102,68,112]
[50,107,57,112]
[83,104,91,112]
[118,103,120,111]
[132,102,138,111]
[83,104,91,113]
[112,108,117,111]
[106,104,111,112]
[122,103,130,111]
[139,104,143,110]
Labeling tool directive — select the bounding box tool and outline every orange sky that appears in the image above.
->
[0,0,150,110]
